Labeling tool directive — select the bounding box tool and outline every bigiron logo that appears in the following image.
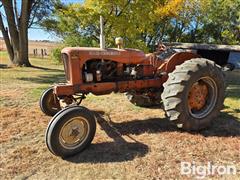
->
[180,161,237,179]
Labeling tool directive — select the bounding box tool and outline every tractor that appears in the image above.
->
[40,17,226,158]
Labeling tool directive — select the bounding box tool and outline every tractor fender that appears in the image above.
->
[159,52,201,73]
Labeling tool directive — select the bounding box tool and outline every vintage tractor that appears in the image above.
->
[40,18,225,158]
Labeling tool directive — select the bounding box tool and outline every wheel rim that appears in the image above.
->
[46,93,59,111]
[188,77,218,119]
[59,117,90,149]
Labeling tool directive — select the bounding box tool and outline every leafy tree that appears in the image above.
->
[159,0,240,44]
[42,0,239,53]
[200,0,240,44]
[42,0,184,51]
[0,0,53,66]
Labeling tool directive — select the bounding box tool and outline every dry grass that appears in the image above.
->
[0,52,239,179]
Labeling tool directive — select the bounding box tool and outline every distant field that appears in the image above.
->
[0,39,60,56]
[0,52,239,179]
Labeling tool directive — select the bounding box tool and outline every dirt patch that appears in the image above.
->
[0,89,23,97]
[0,106,47,143]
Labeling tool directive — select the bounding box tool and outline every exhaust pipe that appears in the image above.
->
[100,16,105,49]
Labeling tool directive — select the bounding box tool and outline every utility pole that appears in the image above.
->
[100,16,105,49]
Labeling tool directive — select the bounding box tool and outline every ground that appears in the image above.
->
[0,51,239,179]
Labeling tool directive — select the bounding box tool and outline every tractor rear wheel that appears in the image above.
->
[161,58,225,131]
[40,87,61,116]
[45,106,96,157]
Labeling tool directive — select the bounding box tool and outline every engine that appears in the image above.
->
[83,60,155,83]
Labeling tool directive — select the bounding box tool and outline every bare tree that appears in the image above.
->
[0,0,52,66]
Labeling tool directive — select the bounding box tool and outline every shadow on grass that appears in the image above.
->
[199,112,240,137]
[0,64,10,69]
[94,111,240,138]
[67,110,239,164]
[17,73,65,84]
[31,65,63,72]
[224,105,240,113]
[67,112,149,163]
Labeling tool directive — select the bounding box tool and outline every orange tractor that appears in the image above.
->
[40,18,225,158]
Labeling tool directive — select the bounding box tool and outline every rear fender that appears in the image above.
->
[159,52,201,73]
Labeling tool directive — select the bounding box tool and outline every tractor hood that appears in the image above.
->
[61,47,147,64]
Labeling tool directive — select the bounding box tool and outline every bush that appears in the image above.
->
[64,35,98,47]
[51,47,62,64]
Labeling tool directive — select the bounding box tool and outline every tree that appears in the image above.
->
[200,0,240,44]
[160,0,240,44]
[42,0,239,53]
[42,0,184,51]
[0,0,53,66]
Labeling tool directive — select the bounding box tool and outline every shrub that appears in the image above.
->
[51,47,62,64]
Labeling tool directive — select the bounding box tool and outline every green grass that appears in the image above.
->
[0,51,8,56]
[0,53,64,107]
[223,70,240,119]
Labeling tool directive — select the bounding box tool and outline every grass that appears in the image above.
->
[0,52,64,106]
[223,70,240,119]
[0,52,239,179]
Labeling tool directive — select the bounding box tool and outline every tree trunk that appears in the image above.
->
[1,0,32,67]
[170,19,178,42]
[18,1,31,66]
[18,28,30,66]
[0,15,14,61]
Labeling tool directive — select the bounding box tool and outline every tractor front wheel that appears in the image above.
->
[40,87,61,116]
[45,106,96,157]
[161,58,225,131]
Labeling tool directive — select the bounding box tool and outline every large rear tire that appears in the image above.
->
[45,106,96,157]
[161,58,226,131]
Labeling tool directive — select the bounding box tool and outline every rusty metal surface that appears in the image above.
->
[55,47,201,97]
[164,42,240,52]
[55,78,164,96]
[188,82,209,110]
[164,52,200,73]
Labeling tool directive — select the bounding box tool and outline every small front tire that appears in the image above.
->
[45,106,96,157]
[40,87,61,116]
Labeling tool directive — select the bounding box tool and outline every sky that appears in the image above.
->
[0,0,84,42]
[28,28,58,41]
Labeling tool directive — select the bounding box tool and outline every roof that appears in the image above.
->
[164,43,240,52]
